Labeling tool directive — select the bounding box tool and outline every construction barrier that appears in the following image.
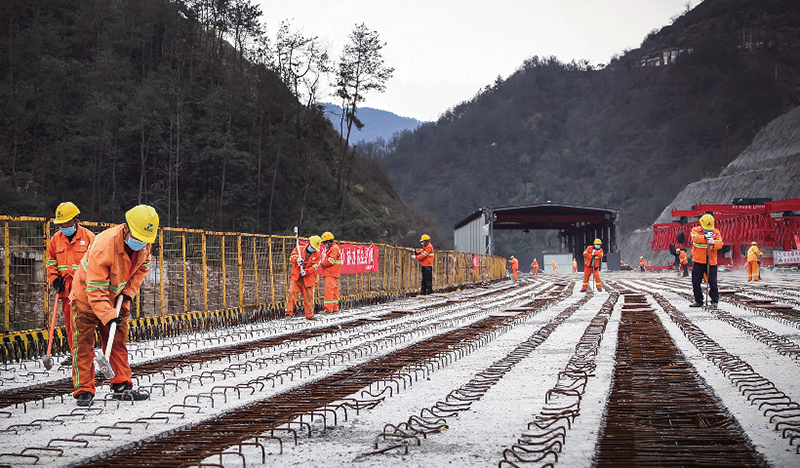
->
[1,215,507,361]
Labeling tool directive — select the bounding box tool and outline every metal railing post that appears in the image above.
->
[182,231,188,312]
[159,228,165,317]
[202,232,208,312]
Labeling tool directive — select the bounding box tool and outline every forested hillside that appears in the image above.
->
[382,0,800,254]
[0,0,440,244]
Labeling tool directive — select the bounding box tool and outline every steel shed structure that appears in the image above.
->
[454,203,621,271]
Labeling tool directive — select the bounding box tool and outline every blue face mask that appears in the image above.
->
[126,237,148,251]
[702,228,710,233]
[59,225,76,237]
[307,246,316,253]
[594,245,601,250]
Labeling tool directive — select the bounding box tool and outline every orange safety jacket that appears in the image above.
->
[320,243,342,278]
[510,258,518,272]
[679,250,688,265]
[690,226,723,265]
[583,246,603,268]
[69,224,150,325]
[531,260,538,268]
[290,245,321,287]
[46,225,95,283]
[639,258,645,267]
[746,245,762,262]
[415,243,435,267]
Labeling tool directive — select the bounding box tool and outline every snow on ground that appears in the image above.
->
[1,270,800,467]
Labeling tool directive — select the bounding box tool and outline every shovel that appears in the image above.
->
[94,295,123,379]
[42,296,61,370]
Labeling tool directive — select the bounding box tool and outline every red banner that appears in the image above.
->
[473,254,479,269]
[323,244,379,274]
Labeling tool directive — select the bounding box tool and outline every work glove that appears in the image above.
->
[299,269,306,277]
[296,257,304,266]
[105,316,124,331]
[52,277,65,294]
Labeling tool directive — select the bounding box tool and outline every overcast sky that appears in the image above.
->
[255,0,695,122]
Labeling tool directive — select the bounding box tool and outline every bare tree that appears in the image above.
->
[334,23,394,213]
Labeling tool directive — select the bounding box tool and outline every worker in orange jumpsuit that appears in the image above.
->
[509,256,519,281]
[746,241,763,281]
[70,205,158,407]
[319,232,342,313]
[286,235,322,320]
[46,202,95,366]
[572,258,577,274]
[531,258,538,275]
[690,214,723,307]
[412,234,435,295]
[552,260,558,274]
[581,239,604,292]
[639,256,646,272]
[677,248,689,277]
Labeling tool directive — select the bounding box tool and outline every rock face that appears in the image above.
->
[622,106,800,266]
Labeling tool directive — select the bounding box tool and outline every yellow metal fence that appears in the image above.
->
[1,215,506,335]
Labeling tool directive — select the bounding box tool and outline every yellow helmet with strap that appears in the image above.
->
[321,231,335,241]
[125,205,159,243]
[309,235,322,250]
[699,214,715,230]
[420,234,431,242]
[54,202,80,224]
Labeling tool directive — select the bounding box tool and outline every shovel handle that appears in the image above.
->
[45,296,60,356]
[103,295,124,360]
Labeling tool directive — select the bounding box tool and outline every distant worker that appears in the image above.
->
[319,232,342,313]
[581,239,604,292]
[572,258,577,274]
[46,202,95,366]
[639,256,646,272]
[286,235,322,320]
[411,234,435,295]
[677,248,689,277]
[70,205,158,407]
[531,258,539,275]
[509,256,519,281]
[746,241,763,281]
[552,259,558,275]
[690,214,723,307]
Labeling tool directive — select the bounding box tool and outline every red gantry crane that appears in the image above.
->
[650,198,800,267]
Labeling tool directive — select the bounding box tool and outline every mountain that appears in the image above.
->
[621,104,800,266]
[380,0,800,254]
[321,103,424,145]
[0,0,443,245]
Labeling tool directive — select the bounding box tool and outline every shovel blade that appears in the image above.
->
[93,350,115,380]
[42,355,54,370]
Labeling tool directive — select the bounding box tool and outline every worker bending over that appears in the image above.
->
[70,205,157,406]
[746,241,762,281]
[46,202,95,365]
[581,239,603,292]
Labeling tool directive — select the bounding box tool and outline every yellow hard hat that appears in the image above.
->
[510,255,515,259]
[420,234,431,242]
[675,248,680,252]
[321,231,335,242]
[640,256,643,258]
[699,214,714,230]
[54,202,80,224]
[594,238,602,245]
[309,235,322,250]
[125,205,159,243]
[750,241,757,245]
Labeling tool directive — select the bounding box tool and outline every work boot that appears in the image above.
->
[306,315,317,321]
[111,382,150,401]
[710,302,718,307]
[580,288,587,292]
[689,302,703,307]
[283,313,293,319]
[76,391,94,407]
[60,355,73,366]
